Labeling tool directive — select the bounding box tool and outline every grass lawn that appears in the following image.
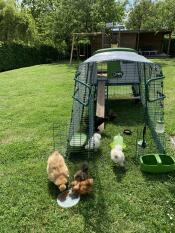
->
[0,59,175,233]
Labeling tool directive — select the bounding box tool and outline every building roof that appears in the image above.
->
[111,29,172,34]
[84,50,152,64]
[73,30,172,37]
[94,48,137,55]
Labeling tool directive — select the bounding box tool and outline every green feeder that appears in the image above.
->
[140,154,175,173]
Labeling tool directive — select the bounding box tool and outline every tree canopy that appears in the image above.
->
[0,0,36,43]
[126,0,175,31]
[21,0,127,47]
[0,0,174,49]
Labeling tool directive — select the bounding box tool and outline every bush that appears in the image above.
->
[0,42,67,72]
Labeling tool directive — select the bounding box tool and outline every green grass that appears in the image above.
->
[0,59,175,233]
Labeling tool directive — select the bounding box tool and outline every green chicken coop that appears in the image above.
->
[66,48,175,173]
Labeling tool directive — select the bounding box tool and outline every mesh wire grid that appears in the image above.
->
[67,63,95,158]
[68,60,166,158]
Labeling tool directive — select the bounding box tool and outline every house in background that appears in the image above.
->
[90,30,172,56]
[70,29,172,63]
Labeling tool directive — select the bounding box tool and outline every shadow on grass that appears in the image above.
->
[68,149,103,162]
[74,156,111,233]
[67,98,173,232]
[142,172,175,182]
[63,96,175,231]
[64,145,111,233]
[47,181,60,199]
[107,99,144,127]
[167,182,175,197]
[112,165,127,183]
[107,99,175,182]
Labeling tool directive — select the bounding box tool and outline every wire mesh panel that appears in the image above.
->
[140,63,165,153]
[67,57,166,158]
[107,85,140,99]
[52,122,69,156]
[138,63,146,107]
[96,60,141,101]
[67,63,95,157]
[108,61,139,85]
[96,61,140,85]
[146,64,165,153]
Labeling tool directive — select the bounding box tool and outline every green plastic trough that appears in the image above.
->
[69,133,87,148]
[140,154,175,173]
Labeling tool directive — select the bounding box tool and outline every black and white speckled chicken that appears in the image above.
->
[74,161,89,182]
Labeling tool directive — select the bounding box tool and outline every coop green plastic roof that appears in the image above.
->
[94,48,137,54]
[84,48,152,64]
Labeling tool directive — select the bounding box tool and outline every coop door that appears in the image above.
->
[146,74,165,153]
[107,61,139,85]
[107,61,122,79]
[69,64,91,138]
[72,70,91,133]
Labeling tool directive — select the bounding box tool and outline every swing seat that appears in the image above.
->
[69,133,87,148]
[140,154,175,173]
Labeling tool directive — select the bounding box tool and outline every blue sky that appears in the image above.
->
[127,0,134,7]
[126,0,134,11]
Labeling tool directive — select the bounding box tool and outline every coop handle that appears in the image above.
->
[146,76,164,83]
[73,87,89,106]
[146,76,166,102]
[147,92,166,103]
[73,77,91,106]
[74,77,91,89]
[72,96,89,106]
[157,91,166,99]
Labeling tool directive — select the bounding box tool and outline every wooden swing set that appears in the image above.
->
[69,32,103,64]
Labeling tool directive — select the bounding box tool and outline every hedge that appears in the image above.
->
[0,43,67,72]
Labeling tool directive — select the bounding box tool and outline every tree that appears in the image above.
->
[126,0,157,30]
[126,0,175,32]
[21,0,54,19]
[0,0,36,43]
[53,0,126,48]
[21,0,127,47]
[156,0,175,31]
